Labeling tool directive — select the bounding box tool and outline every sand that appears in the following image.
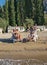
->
[0,31,47,62]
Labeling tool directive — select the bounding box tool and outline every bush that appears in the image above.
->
[44,14,47,25]
[0,18,8,32]
[25,18,34,29]
[44,17,47,25]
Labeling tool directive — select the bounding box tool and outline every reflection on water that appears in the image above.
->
[0,59,47,65]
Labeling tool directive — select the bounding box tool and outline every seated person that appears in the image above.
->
[12,29,22,41]
[28,29,34,41]
[27,26,38,42]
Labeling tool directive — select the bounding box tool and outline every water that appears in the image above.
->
[0,59,47,65]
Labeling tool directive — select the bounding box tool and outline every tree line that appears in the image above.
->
[0,0,45,27]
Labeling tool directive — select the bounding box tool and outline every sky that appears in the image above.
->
[0,0,5,6]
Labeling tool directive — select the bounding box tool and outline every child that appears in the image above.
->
[12,29,22,41]
[32,26,38,42]
[28,26,34,41]
[28,26,38,42]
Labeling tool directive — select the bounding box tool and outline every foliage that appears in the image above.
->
[0,6,5,18]
[8,0,16,26]
[25,18,34,29]
[4,0,9,26]
[0,0,45,28]
[35,0,45,25]
[0,18,8,32]
[44,14,47,25]
[14,0,17,25]
[17,0,25,26]
[25,0,32,18]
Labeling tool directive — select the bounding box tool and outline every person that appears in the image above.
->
[28,26,38,42]
[32,26,38,42]
[12,29,22,41]
[28,26,34,41]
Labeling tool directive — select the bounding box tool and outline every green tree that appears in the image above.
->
[0,6,2,18]
[25,0,35,19]
[5,0,9,25]
[25,0,32,18]
[9,0,16,26]
[0,18,8,32]
[14,0,17,25]
[0,6,5,18]
[17,0,21,26]
[17,0,25,26]
[35,0,45,25]
[20,0,25,26]
[0,0,45,27]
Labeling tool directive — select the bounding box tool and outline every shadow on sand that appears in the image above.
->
[0,38,29,43]
[0,38,13,43]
